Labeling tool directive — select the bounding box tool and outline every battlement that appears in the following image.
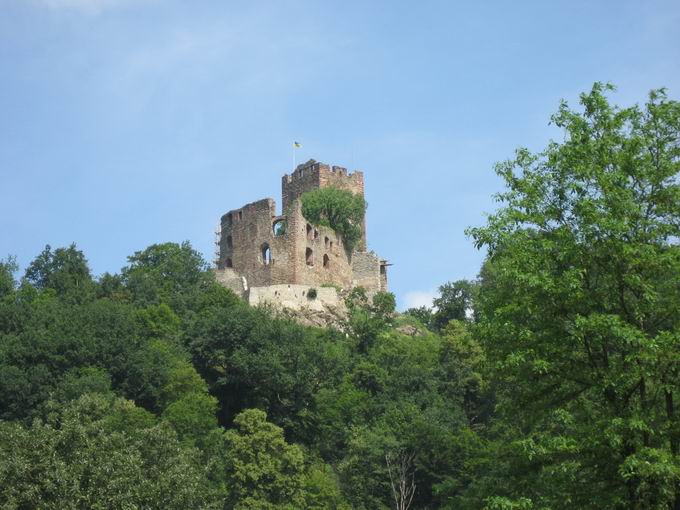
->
[283,159,360,182]
[281,159,364,212]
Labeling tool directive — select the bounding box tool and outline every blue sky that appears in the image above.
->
[1,0,679,309]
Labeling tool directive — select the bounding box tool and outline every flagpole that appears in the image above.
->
[293,141,301,170]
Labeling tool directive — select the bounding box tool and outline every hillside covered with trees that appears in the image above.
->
[1,84,679,509]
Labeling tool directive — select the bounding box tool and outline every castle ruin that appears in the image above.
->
[214,159,389,312]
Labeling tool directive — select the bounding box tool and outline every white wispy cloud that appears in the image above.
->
[402,289,437,310]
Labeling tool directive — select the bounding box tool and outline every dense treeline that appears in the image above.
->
[1,83,679,509]
[0,242,480,509]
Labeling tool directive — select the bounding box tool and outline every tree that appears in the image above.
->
[121,242,213,312]
[386,450,417,510]
[302,462,350,510]
[0,296,141,422]
[162,392,219,447]
[0,394,221,509]
[431,280,477,331]
[0,256,17,298]
[345,288,396,353]
[403,306,434,330]
[301,187,367,250]
[123,339,207,413]
[24,244,95,303]
[438,320,488,426]
[467,83,680,508]
[404,281,478,332]
[223,408,306,509]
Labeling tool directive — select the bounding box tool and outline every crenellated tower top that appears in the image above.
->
[281,159,365,212]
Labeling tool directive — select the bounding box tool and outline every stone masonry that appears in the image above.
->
[214,159,389,310]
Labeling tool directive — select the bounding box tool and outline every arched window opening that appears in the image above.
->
[306,248,314,266]
[226,235,233,249]
[273,220,286,236]
[238,211,243,221]
[314,229,319,240]
[226,213,233,226]
[323,254,330,268]
[261,243,272,265]
[226,258,233,268]
[324,236,330,248]
[306,224,313,240]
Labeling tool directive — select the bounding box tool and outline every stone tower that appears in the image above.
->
[214,159,388,307]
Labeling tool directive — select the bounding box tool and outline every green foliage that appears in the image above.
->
[0,296,140,421]
[434,320,489,428]
[136,303,181,341]
[345,288,396,352]
[432,280,478,330]
[405,280,479,333]
[121,241,213,313]
[321,283,341,291]
[223,408,306,509]
[162,392,219,446]
[0,240,485,508]
[300,186,366,250]
[0,256,17,298]
[0,394,221,509]
[302,462,351,510]
[403,305,434,329]
[188,298,351,442]
[24,244,95,303]
[307,287,318,299]
[54,367,112,402]
[123,339,207,413]
[466,83,680,508]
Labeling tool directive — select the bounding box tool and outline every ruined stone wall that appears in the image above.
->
[218,197,355,290]
[218,198,293,287]
[213,268,247,296]
[248,284,341,312]
[380,263,388,292]
[351,251,384,296]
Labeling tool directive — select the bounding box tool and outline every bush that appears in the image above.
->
[300,187,366,250]
[307,288,318,299]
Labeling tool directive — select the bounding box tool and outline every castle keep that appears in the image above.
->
[214,160,388,310]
